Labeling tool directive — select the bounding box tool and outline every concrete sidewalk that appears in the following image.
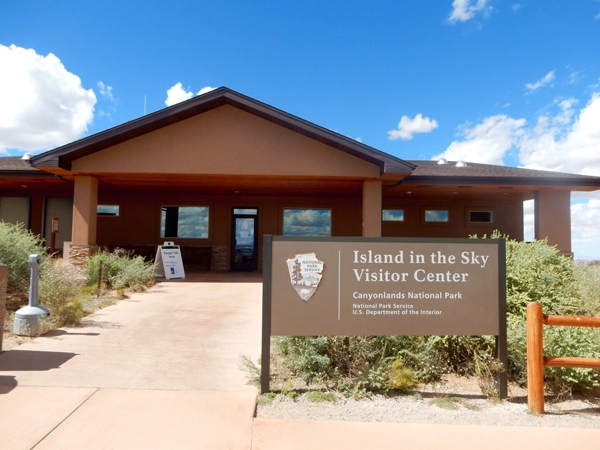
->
[1,272,262,449]
[1,272,599,449]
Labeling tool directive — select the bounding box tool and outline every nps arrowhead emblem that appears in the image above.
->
[286,253,324,301]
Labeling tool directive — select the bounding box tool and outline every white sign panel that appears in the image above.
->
[154,242,185,280]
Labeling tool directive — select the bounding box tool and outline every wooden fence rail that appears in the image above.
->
[526,302,600,414]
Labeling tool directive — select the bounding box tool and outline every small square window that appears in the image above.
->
[425,210,449,222]
[97,205,120,216]
[382,210,404,221]
[470,211,493,223]
[234,208,258,215]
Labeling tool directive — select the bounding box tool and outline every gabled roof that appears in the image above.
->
[0,156,36,171]
[404,160,600,188]
[30,87,415,176]
[0,156,54,178]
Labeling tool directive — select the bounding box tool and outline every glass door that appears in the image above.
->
[231,208,258,271]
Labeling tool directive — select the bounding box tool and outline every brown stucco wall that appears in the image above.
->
[535,190,571,254]
[72,105,381,178]
[96,193,363,270]
[382,199,524,241]
[95,192,521,270]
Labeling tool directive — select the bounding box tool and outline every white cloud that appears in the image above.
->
[437,91,600,258]
[0,44,96,154]
[198,86,216,95]
[165,83,216,106]
[448,0,490,23]
[96,81,117,119]
[525,71,555,92]
[97,81,113,101]
[554,97,577,125]
[388,114,438,141]
[433,115,526,165]
[519,93,600,175]
[434,92,600,175]
[165,82,194,106]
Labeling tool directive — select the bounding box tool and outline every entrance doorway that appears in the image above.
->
[231,208,258,271]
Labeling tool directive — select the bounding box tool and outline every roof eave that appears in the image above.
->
[403,175,600,189]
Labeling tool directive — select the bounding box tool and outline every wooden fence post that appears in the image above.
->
[527,302,545,414]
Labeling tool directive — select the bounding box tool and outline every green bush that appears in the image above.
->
[276,336,420,396]
[276,336,331,385]
[0,221,47,306]
[86,249,155,291]
[543,325,600,396]
[39,259,86,327]
[575,262,600,316]
[387,357,415,392]
[499,233,600,394]
[504,236,578,317]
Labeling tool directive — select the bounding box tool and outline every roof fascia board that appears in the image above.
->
[0,170,57,178]
[403,175,600,188]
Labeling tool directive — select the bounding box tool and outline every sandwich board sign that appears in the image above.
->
[153,242,185,280]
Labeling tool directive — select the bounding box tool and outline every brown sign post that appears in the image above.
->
[261,235,507,396]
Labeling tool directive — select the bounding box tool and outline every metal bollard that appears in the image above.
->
[13,254,50,336]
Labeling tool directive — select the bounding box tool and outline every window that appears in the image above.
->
[233,208,257,215]
[469,211,493,223]
[161,206,209,238]
[425,210,449,222]
[382,210,404,221]
[97,205,120,216]
[283,208,331,236]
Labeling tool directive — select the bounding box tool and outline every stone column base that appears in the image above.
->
[211,246,227,271]
[68,245,99,267]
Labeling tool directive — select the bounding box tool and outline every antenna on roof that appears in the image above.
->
[144,95,147,115]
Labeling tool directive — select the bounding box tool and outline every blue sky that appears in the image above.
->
[1,0,600,257]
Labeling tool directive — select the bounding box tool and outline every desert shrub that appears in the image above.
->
[87,249,154,291]
[543,325,600,396]
[305,391,338,403]
[276,336,420,395]
[39,259,86,327]
[386,357,415,392]
[421,335,496,376]
[276,336,331,385]
[575,262,600,316]
[486,232,600,394]
[507,313,600,395]
[473,350,505,400]
[0,221,47,306]
[504,235,578,317]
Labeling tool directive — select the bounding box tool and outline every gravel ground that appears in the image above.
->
[257,377,600,428]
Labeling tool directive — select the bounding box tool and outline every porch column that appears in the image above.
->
[534,190,572,256]
[69,176,99,265]
[362,180,382,237]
